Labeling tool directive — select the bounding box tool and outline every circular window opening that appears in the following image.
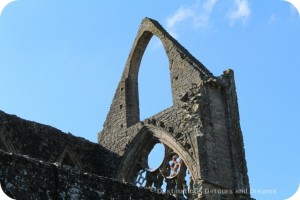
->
[147,143,165,170]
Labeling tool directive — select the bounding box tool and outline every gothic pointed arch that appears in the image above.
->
[99,18,213,138]
[116,125,198,198]
[0,132,16,153]
[56,145,83,170]
[0,139,5,151]
[138,36,172,120]
[98,17,251,200]
[117,125,198,181]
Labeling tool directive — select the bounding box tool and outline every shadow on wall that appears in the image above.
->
[0,110,120,178]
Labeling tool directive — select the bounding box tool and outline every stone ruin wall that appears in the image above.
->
[0,150,175,199]
[0,111,176,199]
[0,17,252,200]
[98,18,251,200]
[0,110,119,178]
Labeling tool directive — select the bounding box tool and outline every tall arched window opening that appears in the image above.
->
[138,36,173,121]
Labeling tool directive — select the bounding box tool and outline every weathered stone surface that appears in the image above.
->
[0,110,120,178]
[99,18,252,200]
[0,150,175,200]
[0,17,252,200]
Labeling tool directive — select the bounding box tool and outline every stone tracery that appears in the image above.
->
[134,144,194,199]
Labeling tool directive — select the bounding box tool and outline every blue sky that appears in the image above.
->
[0,0,299,199]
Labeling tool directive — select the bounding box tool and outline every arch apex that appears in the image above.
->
[100,18,215,137]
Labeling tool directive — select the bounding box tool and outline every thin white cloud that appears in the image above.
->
[166,0,251,37]
[204,0,218,12]
[167,7,194,30]
[166,0,218,38]
[193,0,218,28]
[166,6,194,38]
[228,0,251,25]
